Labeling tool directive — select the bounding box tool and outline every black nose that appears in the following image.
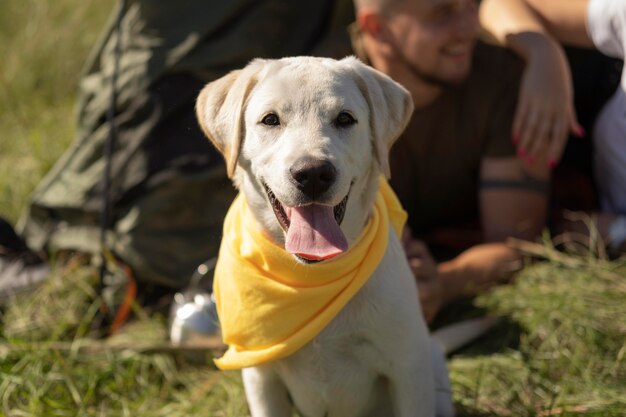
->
[290,158,337,199]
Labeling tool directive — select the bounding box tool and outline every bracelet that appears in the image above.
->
[608,215,626,252]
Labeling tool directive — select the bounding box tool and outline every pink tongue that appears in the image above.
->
[285,204,348,261]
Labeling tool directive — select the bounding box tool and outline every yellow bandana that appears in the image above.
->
[213,178,407,370]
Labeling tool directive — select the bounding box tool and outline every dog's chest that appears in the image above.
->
[272,242,422,417]
[277,285,393,416]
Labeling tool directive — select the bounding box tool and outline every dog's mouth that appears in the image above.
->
[263,184,349,231]
[263,182,349,262]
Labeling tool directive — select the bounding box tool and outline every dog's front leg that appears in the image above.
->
[387,359,436,417]
[242,365,291,417]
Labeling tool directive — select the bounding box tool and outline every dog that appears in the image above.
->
[196,56,436,417]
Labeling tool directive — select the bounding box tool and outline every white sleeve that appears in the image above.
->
[587,0,626,59]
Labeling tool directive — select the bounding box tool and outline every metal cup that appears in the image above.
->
[169,258,221,348]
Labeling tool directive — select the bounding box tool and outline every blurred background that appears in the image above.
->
[0,0,112,222]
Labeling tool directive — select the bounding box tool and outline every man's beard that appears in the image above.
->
[388,38,470,88]
[406,63,466,88]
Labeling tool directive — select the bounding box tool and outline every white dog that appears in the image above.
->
[196,56,438,417]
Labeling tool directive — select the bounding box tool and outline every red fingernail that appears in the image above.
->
[512,133,520,144]
[518,148,526,157]
[527,156,534,165]
[548,159,558,169]
[574,124,586,137]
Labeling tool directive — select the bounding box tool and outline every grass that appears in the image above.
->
[0,0,112,222]
[0,261,249,417]
[1,1,625,416]
[449,240,626,416]
[1,242,623,417]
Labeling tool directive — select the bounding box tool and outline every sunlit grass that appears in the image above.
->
[0,259,249,417]
[0,0,112,222]
[1,242,623,416]
[448,240,626,416]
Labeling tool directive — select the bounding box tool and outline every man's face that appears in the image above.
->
[383,0,480,85]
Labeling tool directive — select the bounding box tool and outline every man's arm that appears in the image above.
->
[436,243,520,304]
[434,156,549,306]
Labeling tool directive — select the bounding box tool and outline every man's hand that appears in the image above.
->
[402,229,442,323]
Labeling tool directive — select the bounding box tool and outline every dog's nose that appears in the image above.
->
[290,158,336,199]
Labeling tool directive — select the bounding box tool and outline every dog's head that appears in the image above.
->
[196,56,413,262]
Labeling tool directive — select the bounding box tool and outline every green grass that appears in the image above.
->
[0,260,249,417]
[449,244,626,416]
[1,1,625,416]
[0,0,112,222]
[1,244,623,416]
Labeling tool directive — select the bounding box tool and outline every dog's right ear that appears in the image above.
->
[196,60,266,177]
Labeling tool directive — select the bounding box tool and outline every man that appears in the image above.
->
[353,0,551,322]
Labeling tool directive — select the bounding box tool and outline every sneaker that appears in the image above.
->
[0,217,49,307]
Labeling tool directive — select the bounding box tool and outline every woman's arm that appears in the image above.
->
[523,0,593,47]
[480,0,592,47]
[480,0,586,168]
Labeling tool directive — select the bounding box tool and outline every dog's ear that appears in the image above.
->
[343,56,414,178]
[196,60,266,177]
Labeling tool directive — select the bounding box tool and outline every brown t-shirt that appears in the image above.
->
[350,30,523,239]
[389,42,523,236]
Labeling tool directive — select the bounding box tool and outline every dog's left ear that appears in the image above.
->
[196,59,266,177]
[343,56,414,178]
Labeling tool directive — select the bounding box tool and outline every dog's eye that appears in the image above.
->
[334,112,357,128]
[261,113,280,126]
